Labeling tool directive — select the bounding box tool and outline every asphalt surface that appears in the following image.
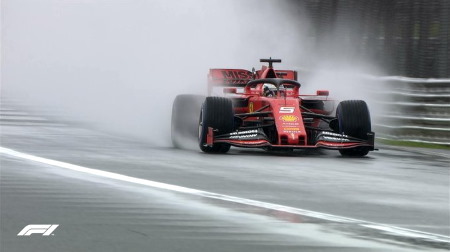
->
[1,102,449,252]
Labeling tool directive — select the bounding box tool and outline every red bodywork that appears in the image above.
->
[205,63,375,150]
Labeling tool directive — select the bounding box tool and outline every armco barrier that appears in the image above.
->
[296,68,449,146]
[371,77,450,146]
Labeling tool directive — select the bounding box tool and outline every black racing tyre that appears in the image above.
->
[198,97,234,153]
[171,94,205,149]
[336,100,371,157]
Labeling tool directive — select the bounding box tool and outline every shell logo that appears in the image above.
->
[280,115,299,122]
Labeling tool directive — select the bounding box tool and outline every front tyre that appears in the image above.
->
[336,100,371,157]
[198,97,234,153]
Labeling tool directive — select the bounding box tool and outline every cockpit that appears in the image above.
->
[262,83,286,97]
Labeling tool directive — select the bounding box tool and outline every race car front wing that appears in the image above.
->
[205,127,376,150]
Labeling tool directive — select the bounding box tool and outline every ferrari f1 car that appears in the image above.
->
[172,58,375,156]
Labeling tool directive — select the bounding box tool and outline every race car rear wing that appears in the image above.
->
[208,69,253,86]
[208,68,298,95]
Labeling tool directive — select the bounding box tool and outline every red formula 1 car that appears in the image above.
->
[172,58,375,156]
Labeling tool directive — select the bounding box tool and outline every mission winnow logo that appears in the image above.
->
[17,225,59,236]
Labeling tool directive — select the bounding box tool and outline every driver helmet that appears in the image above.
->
[263,83,277,97]
[263,83,285,97]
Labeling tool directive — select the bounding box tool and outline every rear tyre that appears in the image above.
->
[198,97,234,153]
[336,100,371,157]
[171,94,205,149]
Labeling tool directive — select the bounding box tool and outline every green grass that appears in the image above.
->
[376,138,450,150]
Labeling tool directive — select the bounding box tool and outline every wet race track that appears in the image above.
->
[1,103,449,252]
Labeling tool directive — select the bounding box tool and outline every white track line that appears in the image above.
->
[1,146,449,243]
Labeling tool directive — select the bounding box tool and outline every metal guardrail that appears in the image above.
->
[372,77,450,146]
[296,68,449,146]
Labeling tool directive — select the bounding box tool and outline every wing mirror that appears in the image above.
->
[224,87,237,94]
[316,90,329,96]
